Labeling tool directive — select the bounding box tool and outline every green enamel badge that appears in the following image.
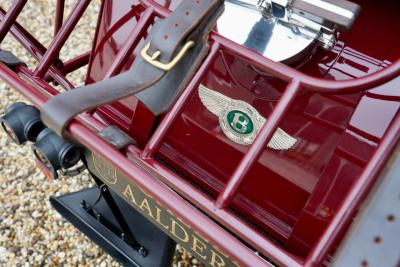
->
[227,110,254,135]
[199,84,297,149]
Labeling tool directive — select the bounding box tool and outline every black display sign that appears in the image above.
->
[85,151,240,267]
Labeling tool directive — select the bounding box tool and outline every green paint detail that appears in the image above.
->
[227,110,253,135]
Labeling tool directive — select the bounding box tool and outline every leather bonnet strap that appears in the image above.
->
[41,0,224,138]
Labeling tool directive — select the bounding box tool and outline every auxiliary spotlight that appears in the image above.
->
[32,128,81,178]
[0,102,45,144]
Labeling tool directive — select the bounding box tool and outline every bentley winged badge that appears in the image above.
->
[199,84,297,150]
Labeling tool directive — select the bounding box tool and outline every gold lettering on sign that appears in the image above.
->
[171,218,190,243]
[88,152,241,267]
[192,235,208,260]
[210,249,226,267]
[139,198,154,219]
[123,184,138,205]
[155,206,170,230]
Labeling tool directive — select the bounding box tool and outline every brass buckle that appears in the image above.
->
[140,41,195,71]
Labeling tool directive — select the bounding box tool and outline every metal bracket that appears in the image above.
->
[97,125,135,150]
[50,187,176,266]
[90,175,148,257]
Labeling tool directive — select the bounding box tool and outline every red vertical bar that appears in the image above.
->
[54,0,65,36]
[33,0,91,78]
[215,79,301,209]
[61,51,90,75]
[104,8,154,79]
[141,43,221,159]
[0,0,27,43]
[305,116,400,266]
[141,0,170,17]
[0,6,47,57]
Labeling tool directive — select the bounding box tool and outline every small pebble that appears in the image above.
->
[32,211,42,219]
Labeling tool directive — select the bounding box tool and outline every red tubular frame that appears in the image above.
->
[33,0,90,78]
[306,116,400,265]
[0,0,399,266]
[215,79,301,209]
[104,7,154,79]
[0,61,276,267]
[61,51,90,75]
[54,0,65,36]
[0,0,26,43]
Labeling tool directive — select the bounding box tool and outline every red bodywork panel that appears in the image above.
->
[85,0,400,258]
[1,0,399,265]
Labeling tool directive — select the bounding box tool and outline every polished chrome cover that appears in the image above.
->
[217,0,318,63]
[217,0,359,63]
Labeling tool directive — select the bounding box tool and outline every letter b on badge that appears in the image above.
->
[227,110,253,135]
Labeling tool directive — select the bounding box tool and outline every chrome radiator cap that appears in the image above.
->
[217,0,359,63]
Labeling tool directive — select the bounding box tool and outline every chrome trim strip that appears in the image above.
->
[300,0,354,19]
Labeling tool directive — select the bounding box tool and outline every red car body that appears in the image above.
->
[0,0,399,266]
[88,0,400,258]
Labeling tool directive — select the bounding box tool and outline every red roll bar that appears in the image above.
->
[0,0,399,266]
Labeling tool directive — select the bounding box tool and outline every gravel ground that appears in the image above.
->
[0,1,202,266]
